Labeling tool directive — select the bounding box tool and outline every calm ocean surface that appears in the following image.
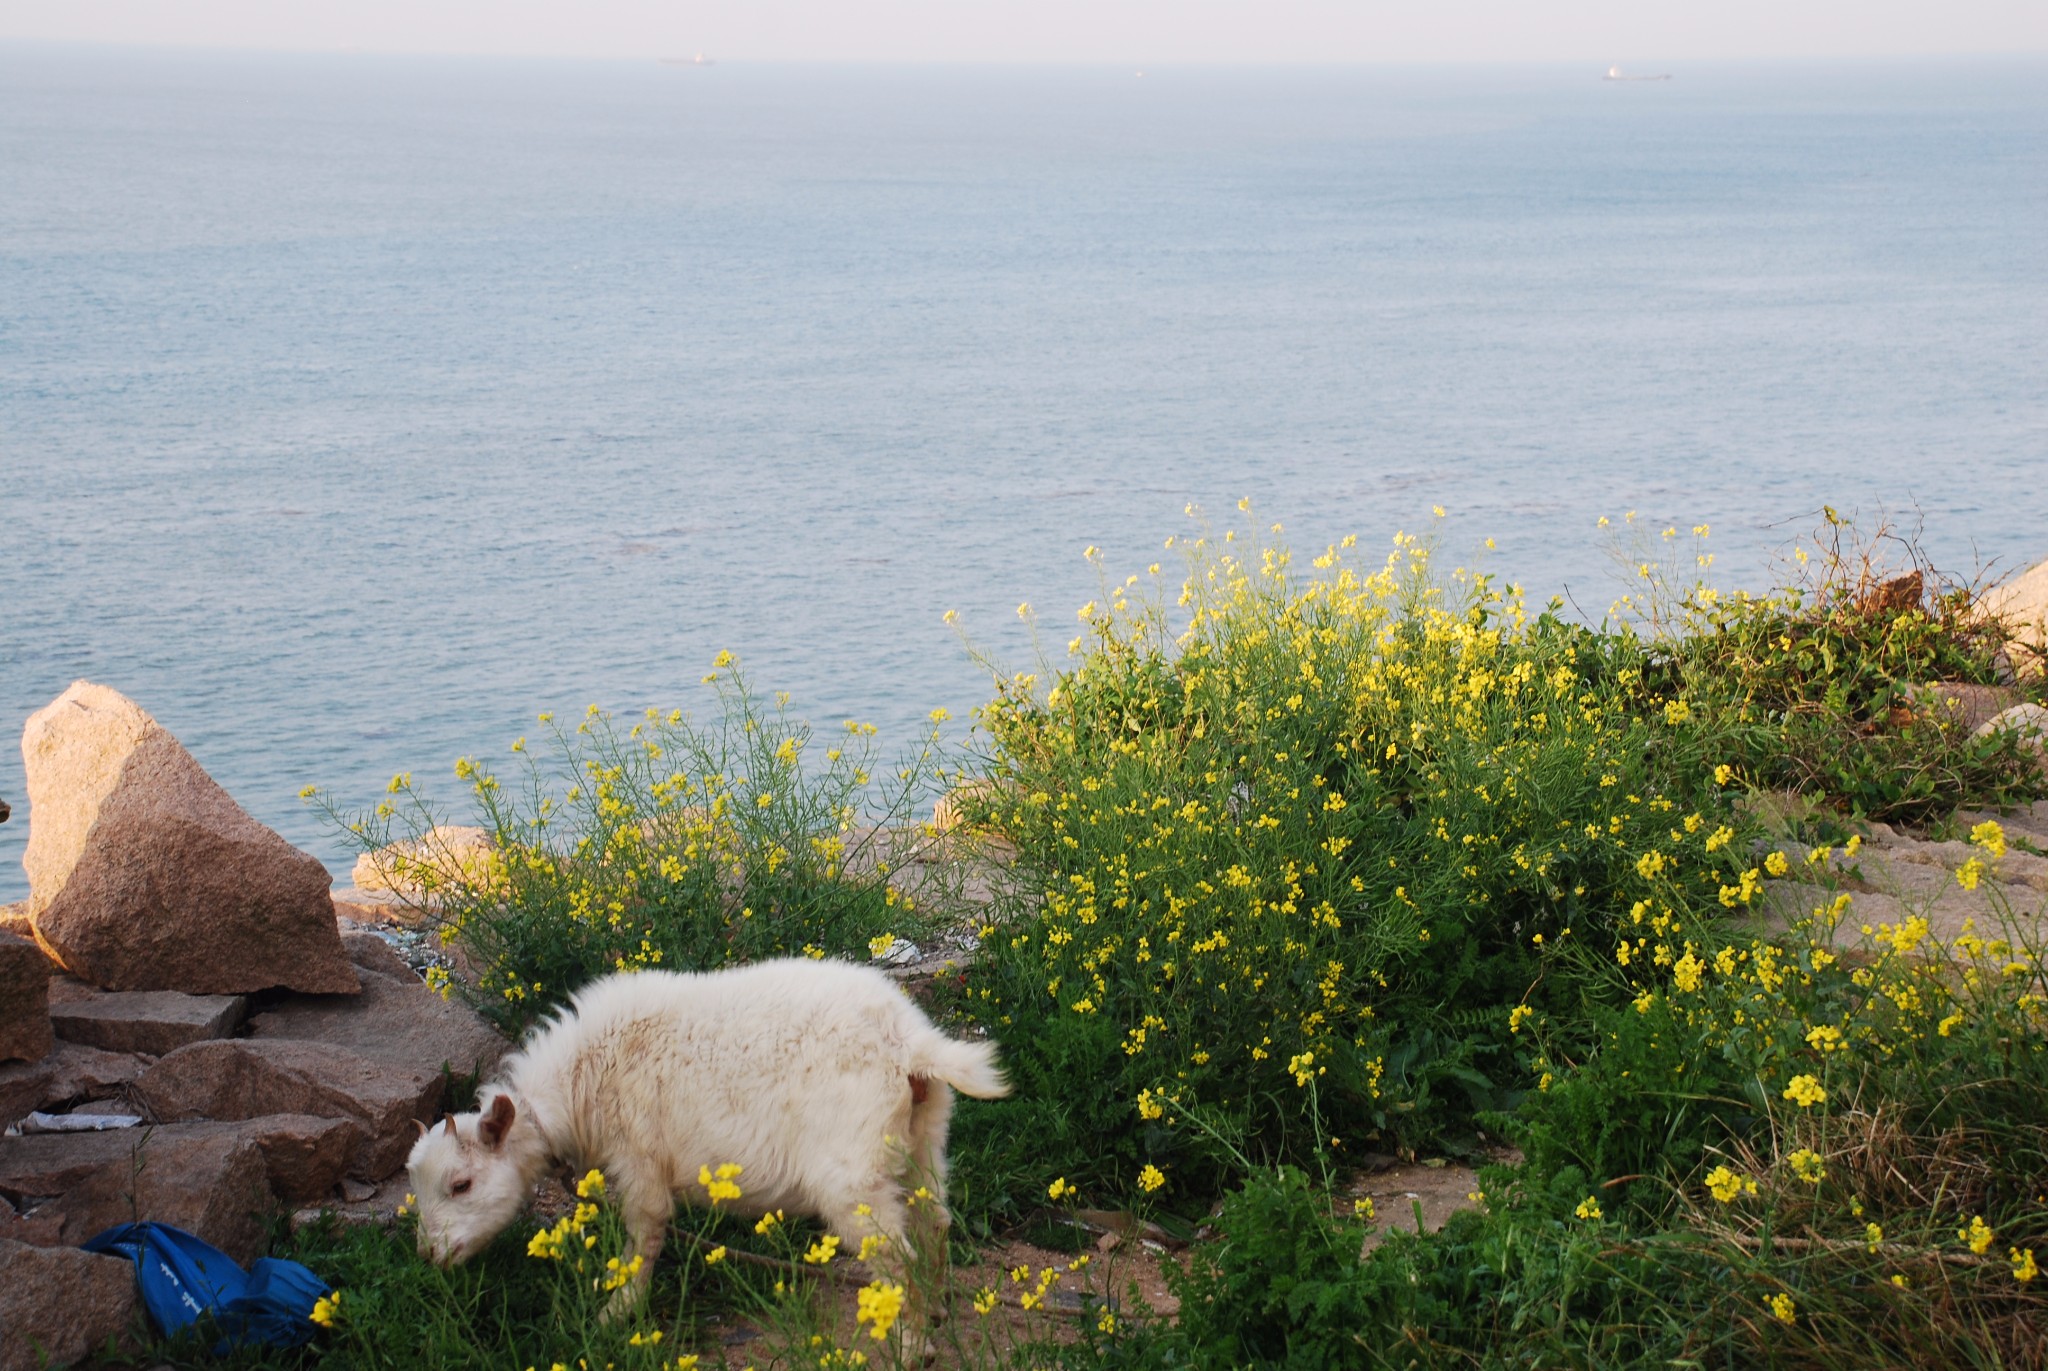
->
[3,47,2045,898]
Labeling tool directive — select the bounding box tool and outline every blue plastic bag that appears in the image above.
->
[82,1222,332,1351]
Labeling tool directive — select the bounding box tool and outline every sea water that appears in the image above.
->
[2,47,2044,896]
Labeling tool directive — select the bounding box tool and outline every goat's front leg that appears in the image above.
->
[598,1170,672,1324]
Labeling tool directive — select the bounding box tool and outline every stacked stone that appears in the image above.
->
[0,683,507,1371]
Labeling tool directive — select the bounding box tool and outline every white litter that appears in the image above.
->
[8,1111,144,1135]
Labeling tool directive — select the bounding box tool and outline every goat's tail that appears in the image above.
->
[914,1031,1010,1100]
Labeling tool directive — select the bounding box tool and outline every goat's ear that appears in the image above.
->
[413,1118,429,1140]
[441,1112,457,1137]
[480,1094,517,1151]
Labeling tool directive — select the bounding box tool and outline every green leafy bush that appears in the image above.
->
[965,519,1756,1187]
[311,664,953,1032]
[1642,513,2047,823]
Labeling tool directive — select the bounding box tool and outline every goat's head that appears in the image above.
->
[405,1091,531,1267]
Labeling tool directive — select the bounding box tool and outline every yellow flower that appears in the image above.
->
[309,1290,342,1328]
[1787,1148,1825,1183]
[1865,1223,1883,1253]
[1138,1164,1166,1193]
[754,1209,784,1234]
[576,1168,606,1199]
[599,1253,646,1291]
[1672,951,1704,993]
[1956,858,1984,891]
[1704,1164,1751,1204]
[855,1280,905,1340]
[1783,1074,1827,1108]
[1765,850,1790,877]
[802,1234,841,1264]
[1508,1004,1534,1033]
[1574,1195,1602,1221]
[1971,819,2007,858]
[1047,1177,1074,1201]
[698,1162,743,1203]
[1354,1196,1376,1220]
[1961,1215,1994,1256]
[1768,1292,1796,1325]
[1713,764,1734,786]
[973,1286,999,1315]
[2013,1248,2038,1282]
[1136,1088,1164,1121]
[704,1245,727,1264]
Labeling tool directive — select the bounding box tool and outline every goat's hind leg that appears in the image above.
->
[823,1188,939,1358]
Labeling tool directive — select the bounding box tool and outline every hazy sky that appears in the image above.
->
[3,1,2044,64]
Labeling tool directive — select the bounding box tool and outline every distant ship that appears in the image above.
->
[660,53,716,66]
[1604,65,1672,81]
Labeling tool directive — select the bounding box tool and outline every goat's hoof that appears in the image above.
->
[598,1289,647,1327]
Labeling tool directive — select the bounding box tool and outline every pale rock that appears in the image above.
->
[1904,681,2020,734]
[0,932,52,1064]
[0,1238,138,1371]
[1957,801,2048,849]
[1974,701,2048,742]
[350,825,493,899]
[932,778,1015,833]
[21,681,359,996]
[1983,558,2048,642]
[1984,559,2048,680]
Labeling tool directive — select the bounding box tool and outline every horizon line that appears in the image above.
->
[6,36,2046,67]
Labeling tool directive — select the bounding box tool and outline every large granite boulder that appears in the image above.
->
[21,681,358,995]
[0,932,52,1064]
[0,1238,137,1371]
[134,1038,442,1181]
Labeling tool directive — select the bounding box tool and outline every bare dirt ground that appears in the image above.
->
[693,1153,1502,1369]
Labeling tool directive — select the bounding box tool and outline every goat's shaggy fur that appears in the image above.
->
[406,958,1007,1315]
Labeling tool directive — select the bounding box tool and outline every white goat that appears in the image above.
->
[406,957,1007,1318]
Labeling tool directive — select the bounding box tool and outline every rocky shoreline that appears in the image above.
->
[1,684,509,1371]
